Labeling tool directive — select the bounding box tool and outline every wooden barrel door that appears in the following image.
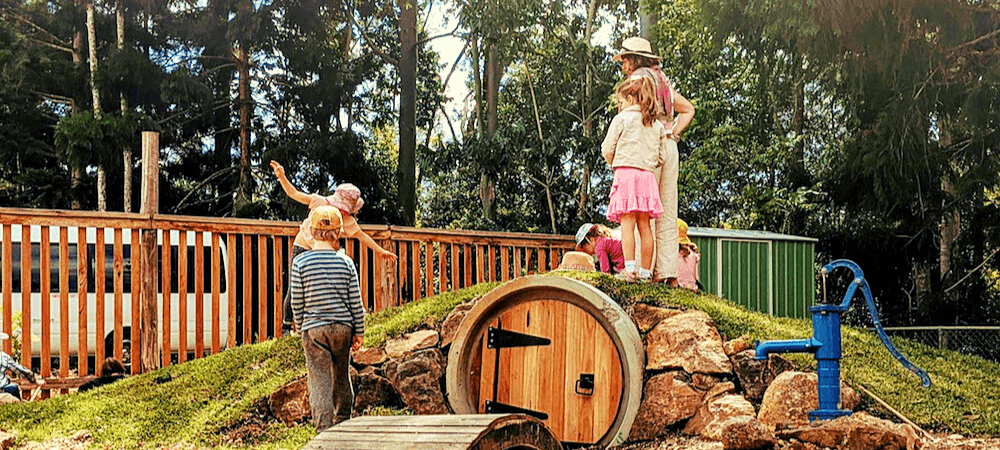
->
[447,276,644,447]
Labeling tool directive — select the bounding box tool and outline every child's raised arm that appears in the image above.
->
[270,161,312,205]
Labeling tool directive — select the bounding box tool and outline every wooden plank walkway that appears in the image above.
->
[303,414,561,450]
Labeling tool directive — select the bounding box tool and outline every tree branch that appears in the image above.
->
[944,246,1000,293]
[171,166,239,213]
[416,21,462,46]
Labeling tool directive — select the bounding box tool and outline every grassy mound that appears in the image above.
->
[0,273,997,449]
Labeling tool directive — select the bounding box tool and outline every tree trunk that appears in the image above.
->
[87,0,107,212]
[578,0,598,222]
[71,8,85,210]
[119,0,132,212]
[638,0,657,38]
[939,127,958,282]
[235,45,252,216]
[469,34,482,138]
[787,60,808,189]
[397,0,417,226]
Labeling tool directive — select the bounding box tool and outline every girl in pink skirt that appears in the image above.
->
[601,75,669,281]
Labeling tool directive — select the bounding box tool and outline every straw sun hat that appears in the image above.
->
[612,37,662,62]
[556,251,596,272]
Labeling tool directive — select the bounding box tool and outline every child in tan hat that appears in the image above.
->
[271,161,397,334]
[291,206,365,431]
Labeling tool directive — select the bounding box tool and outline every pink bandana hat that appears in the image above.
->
[330,183,364,215]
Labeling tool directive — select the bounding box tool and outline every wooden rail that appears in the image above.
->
[0,207,574,392]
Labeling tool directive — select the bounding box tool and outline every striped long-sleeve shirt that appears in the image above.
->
[290,249,366,335]
[0,351,35,389]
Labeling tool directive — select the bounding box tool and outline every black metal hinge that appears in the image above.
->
[484,400,549,421]
[487,327,551,349]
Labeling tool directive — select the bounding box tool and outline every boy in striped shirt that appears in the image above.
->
[291,206,366,431]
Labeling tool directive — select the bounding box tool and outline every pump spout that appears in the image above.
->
[755,338,823,360]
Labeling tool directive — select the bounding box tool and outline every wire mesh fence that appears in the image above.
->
[879,327,1000,363]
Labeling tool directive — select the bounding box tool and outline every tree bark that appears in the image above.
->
[397,0,417,225]
[787,59,808,189]
[71,5,85,210]
[578,0,598,222]
[87,0,107,212]
[235,45,252,216]
[119,0,132,212]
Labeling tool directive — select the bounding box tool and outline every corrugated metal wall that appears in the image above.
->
[689,235,813,319]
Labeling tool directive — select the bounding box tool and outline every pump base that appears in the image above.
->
[809,409,852,421]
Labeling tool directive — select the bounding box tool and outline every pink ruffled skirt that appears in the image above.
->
[606,167,664,223]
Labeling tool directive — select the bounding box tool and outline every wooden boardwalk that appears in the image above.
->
[302,414,561,450]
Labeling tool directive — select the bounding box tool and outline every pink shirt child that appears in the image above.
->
[594,236,625,274]
[678,251,700,291]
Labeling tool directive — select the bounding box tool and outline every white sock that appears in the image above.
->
[639,268,652,279]
[624,260,636,273]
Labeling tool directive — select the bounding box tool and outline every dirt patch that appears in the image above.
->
[218,399,279,446]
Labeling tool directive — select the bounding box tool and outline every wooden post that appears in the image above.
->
[139,131,160,373]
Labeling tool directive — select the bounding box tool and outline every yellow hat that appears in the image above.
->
[310,206,343,231]
[678,218,691,245]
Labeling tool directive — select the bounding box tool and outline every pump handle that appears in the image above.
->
[822,259,932,388]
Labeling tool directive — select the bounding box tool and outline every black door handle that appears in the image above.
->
[575,373,594,396]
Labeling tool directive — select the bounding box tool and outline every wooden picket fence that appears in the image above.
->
[0,207,574,395]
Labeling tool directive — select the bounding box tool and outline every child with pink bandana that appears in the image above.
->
[271,161,397,334]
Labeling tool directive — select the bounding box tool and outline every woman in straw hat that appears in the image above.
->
[612,36,695,286]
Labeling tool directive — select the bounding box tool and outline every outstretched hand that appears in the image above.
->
[352,335,364,352]
[269,160,285,178]
[381,250,398,262]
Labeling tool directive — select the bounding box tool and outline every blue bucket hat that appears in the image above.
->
[575,223,594,248]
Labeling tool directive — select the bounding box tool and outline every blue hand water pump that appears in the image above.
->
[754,259,931,421]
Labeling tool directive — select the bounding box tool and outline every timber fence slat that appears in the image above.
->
[241,235,250,347]
[113,229,123,364]
[212,233,221,354]
[258,235,267,343]
[272,236,282,339]
[95,228,105,366]
[2,225,11,355]
[59,227,68,380]
[196,232,207,356]
[162,230,172,368]
[131,228,141,375]
[178,232,188,363]
[41,226,50,380]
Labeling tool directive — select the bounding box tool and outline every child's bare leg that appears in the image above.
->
[620,213,637,275]
[637,213,654,270]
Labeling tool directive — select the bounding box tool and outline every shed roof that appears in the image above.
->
[688,227,818,243]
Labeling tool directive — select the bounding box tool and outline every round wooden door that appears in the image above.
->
[447,276,644,447]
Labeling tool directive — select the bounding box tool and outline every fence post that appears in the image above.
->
[938,328,947,350]
[140,131,160,373]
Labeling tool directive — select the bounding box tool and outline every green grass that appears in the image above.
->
[0,273,997,448]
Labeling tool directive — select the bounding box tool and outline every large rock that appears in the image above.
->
[758,371,862,430]
[384,330,441,358]
[0,394,19,404]
[683,394,756,440]
[440,300,478,348]
[626,303,684,333]
[0,431,15,450]
[269,377,310,425]
[645,311,733,374]
[778,412,923,450]
[353,372,403,412]
[730,350,796,402]
[353,346,388,366]
[720,416,776,450]
[630,372,704,440]
[384,348,449,414]
[723,336,752,356]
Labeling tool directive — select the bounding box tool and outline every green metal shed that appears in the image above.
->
[688,227,817,319]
